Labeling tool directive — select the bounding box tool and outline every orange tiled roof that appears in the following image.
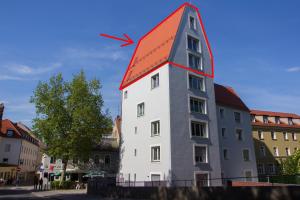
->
[0,119,22,138]
[214,84,249,111]
[120,4,186,89]
[252,121,300,129]
[250,110,300,119]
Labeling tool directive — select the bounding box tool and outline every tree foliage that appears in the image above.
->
[280,149,300,175]
[31,71,112,178]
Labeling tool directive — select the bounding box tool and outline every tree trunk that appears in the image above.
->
[60,159,68,185]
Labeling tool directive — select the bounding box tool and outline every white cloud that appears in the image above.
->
[7,62,62,75]
[63,48,128,61]
[0,75,27,81]
[286,67,300,72]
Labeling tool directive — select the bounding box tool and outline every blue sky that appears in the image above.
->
[0,0,300,126]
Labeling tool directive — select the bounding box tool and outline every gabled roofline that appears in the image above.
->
[119,2,214,90]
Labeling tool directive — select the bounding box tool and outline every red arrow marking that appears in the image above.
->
[99,33,134,47]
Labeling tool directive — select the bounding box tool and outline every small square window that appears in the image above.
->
[151,74,159,89]
[190,97,206,114]
[137,103,145,117]
[191,121,207,138]
[188,53,203,71]
[189,74,204,91]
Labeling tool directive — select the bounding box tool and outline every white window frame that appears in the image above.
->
[242,148,251,162]
[233,111,242,124]
[194,171,210,187]
[188,15,196,30]
[150,144,161,163]
[187,72,205,92]
[151,73,159,89]
[187,52,203,71]
[137,102,145,117]
[292,132,297,141]
[189,118,209,138]
[186,33,201,53]
[273,147,279,157]
[188,94,207,114]
[193,144,208,165]
[271,131,277,140]
[285,147,291,156]
[283,132,288,140]
[150,172,162,181]
[150,119,160,137]
[258,130,264,140]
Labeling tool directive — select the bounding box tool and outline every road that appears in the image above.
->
[0,186,101,200]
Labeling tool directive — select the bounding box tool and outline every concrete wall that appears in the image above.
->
[168,7,222,186]
[120,64,172,182]
[217,105,258,181]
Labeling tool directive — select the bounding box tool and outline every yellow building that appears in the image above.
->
[251,110,300,175]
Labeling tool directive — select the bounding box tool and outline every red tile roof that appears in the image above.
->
[252,122,300,129]
[250,110,300,119]
[214,84,249,111]
[0,119,22,138]
[120,4,186,89]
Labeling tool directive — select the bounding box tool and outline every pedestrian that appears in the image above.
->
[34,176,38,190]
[39,178,43,191]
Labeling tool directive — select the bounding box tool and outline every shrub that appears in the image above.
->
[51,180,75,189]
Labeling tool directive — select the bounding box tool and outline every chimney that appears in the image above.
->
[0,103,4,130]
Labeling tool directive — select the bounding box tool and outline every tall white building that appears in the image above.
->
[119,3,222,186]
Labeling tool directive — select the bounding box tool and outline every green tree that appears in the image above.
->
[31,71,112,180]
[280,149,300,175]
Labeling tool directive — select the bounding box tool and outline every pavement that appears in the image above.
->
[0,186,104,200]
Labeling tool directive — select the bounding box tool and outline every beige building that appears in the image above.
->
[251,110,300,175]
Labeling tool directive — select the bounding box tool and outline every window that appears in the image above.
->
[151,174,161,181]
[223,149,228,160]
[220,108,224,119]
[188,53,202,70]
[292,133,297,141]
[275,116,280,124]
[134,149,137,157]
[189,74,204,91]
[243,149,250,161]
[104,155,110,166]
[221,128,226,138]
[3,158,8,163]
[245,171,252,181]
[285,148,290,156]
[236,129,243,141]
[273,147,279,157]
[191,121,207,137]
[4,144,11,152]
[6,130,14,137]
[258,131,264,140]
[124,91,128,99]
[134,126,137,134]
[271,131,277,140]
[234,112,241,123]
[189,16,196,29]
[137,103,145,117]
[151,121,160,136]
[263,115,268,123]
[195,173,209,187]
[257,164,264,175]
[190,97,206,114]
[266,163,275,174]
[187,35,199,52]
[283,132,288,140]
[288,118,293,125]
[251,115,255,122]
[151,74,159,89]
[194,146,207,163]
[151,146,160,162]
[260,145,266,157]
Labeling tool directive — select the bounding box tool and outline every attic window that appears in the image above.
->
[189,16,196,30]
[187,35,200,52]
[7,129,14,137]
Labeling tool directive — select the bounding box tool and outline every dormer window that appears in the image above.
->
[288,118,293,125]
[7,129,14,137]
[263,115,268,124]
[189,16,196,30]
[275,116,280,124]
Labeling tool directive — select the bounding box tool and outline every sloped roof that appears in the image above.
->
[0,119,22,138]
[120,4,187,89]
[250,110,300,119]
[214,84,249,111]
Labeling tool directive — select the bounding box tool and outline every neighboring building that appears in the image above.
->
[214,84,258,182]
[251,110,300,176]
[0,104,41,184]
[119,3,222,186]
